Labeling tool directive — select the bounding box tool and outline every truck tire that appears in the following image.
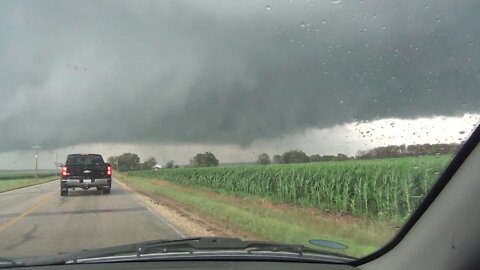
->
[60,183,68,196]
[102,180,112,195]
[103,186,111,195]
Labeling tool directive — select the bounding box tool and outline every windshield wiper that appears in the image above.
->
[59,237,355,264]
[0,257,25,268]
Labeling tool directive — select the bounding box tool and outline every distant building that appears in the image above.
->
[153,164,162,170]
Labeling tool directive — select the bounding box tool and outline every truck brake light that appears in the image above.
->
[107,166,112,176]
[62,166,68,176]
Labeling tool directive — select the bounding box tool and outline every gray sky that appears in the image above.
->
[0,0,479,168]
[3,114,479,169]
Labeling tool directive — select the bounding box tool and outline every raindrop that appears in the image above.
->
[413,166,419,169]
[266,5,271,10]
[322,19,326,24]
[300,22,306,28]
[381,25,387,30]
[427,87,432,92]
[459,131,465,135]
[331,0,341,4]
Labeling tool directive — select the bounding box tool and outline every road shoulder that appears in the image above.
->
[114,177,252,238]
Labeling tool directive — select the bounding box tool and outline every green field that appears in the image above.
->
[0,169,57,180]
[127,156,451,219]
[0,176,58,193]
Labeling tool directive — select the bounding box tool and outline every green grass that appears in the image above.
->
[116,172,394,258]
[128,156,451,219]
[0,170,56,180]
[0,175,58,193]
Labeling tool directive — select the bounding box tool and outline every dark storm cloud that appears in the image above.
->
[0,0,479,151]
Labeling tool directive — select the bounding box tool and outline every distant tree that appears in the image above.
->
[107,156,119,170]
[281,150,310,164]
[143,157,157,170]
[117,153,140,172]
[309,154,351,162]
[321,155,337,161]
[190,152,219,167]
[166,160,175,169]
[257,153,271,165]
[272,155,282,164]
[174,165,179,168]
[309,154,322,162]
[336,153,349,161]
[357,143,460,160]
[356,150,367,159]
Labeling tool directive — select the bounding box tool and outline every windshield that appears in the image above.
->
[0,0,479,265]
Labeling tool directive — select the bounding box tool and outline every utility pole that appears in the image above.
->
[32,146,41,180]
[55,153,58,177]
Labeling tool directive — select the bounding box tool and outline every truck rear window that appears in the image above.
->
[66,155,104,165]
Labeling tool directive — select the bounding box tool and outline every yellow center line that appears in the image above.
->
[0,193,53,232]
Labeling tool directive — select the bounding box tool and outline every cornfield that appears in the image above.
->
[128,156,451,218]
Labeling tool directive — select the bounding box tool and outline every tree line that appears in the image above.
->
[108,143,461,171]
[108,151,220,172]
[107,153,157,172]
[355,143,460,159]
[256,150,352,165]
[256,143,461,165]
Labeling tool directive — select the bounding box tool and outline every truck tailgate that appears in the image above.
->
[67,165,108,179]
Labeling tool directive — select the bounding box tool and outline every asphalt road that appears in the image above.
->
[0,179,182,259]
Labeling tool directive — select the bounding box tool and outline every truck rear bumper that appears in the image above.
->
[62,178,111,188]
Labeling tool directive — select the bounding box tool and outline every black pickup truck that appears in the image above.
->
[60,153,112,196]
